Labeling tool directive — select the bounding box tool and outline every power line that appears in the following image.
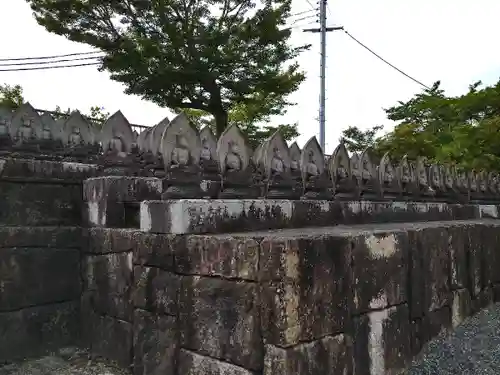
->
[305,0,316,11]
[0,50,101,62]
[0,62,101,72]
[0,55,102,67]
[343,30,430,90]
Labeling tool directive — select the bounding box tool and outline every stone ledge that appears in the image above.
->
[0,158,98,182]
[139,199,496,234]
[83,176,162,202]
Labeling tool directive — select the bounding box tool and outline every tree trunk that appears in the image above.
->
[214,110,228,137]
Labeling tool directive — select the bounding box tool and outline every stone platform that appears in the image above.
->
[138,198,499,234]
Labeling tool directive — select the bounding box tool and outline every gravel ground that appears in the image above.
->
[0,348,129,375]
[407,302,500,374]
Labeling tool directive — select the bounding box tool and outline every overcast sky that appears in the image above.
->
[1,0,499,154]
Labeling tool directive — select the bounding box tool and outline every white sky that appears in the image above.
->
[1,0,499,154]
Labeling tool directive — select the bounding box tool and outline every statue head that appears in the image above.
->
[202,138,209,148]
[22,117,32,127]
[273,147,282,159]
[72,126,81,135]
[176,134,189,148]
[307,149,315,162]
[229,140,240,154]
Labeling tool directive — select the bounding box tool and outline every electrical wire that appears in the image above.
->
[0,50,102,62]
[343,30,431,90]
[0,62,101,72]
[0,55,102,67]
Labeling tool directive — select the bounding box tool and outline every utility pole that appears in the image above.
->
[304,0,343,152]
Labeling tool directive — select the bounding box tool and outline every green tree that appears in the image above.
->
[28,0,310,137]
[369,79,500,170]
[0,84,24,110]
[175,98,299,148]
[340,125,383,153]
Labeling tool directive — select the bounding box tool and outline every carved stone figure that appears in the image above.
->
[160,113,204,198]
[357,149,378,200]
[0,119,7,136]
[41,122,52,140]
[69,126,82,146]
[415,157,435,200]
[216,124,258,198]
[468,170,481,202]
[428,164,447,201]
[258,132,297,198]
[397,156,417,199]
[328,143,355,200]
[378,153,400,199]
[300,137,331,199]
[198,126,220,198]
[17,117,34,141]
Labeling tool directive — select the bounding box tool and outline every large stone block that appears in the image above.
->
[84,252,133,320]
[178,349,256,375]
[86,228,137,254]
[132,231,177,270]
[352,232,408,313]
[133,309,178,375]
[132,266,180,315]
[176,235,259,280]
[466,224,482,297]
[0,301,80,362]
[410,306,452,356]
[0,182,82,226]
[83,176,163,202]
[0,157,98,182]
[140,199,293,234]
[263,334,353,375]
[353,304,411,375]
[0,248,80,311]
[408,227,451,319]
[179,276,262,370]
[0,226,83,249]
[89,313,133,368]
[291,200,341,227]
[259,236,352,347]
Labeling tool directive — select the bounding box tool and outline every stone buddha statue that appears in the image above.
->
[17,117,34,141]
[384,163,395,185]
[42,123,52,140]
[171,134,191,167]
[305,150,319,178]
[361,158,372,181]
[200,138,212,161]
[401,163,410,184]
[69,126,83,146]
[109,130,124,153]
[270,147,285,175]
[225,141,243,172]
[337,157,349,179]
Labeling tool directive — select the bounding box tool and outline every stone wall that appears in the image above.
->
[0,158,97,362]
[82,203,500,374]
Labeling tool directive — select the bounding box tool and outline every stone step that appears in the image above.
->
[139,199,500,234]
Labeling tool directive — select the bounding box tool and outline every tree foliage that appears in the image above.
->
[341,79,500,170]
[0,84,24,110]
[28,0,309,136]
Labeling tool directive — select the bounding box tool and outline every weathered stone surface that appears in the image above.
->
[410,306,452,356]
[176,235,259,280]
[84,252,133,320]
[83,176,162,202]
[0,182,82,226]
[352,232,408,313]
[0,248,80,311]
[140,199,293,234]
[448,226,468,289]
[179,276,262,370]
[86,228,136,254]
[132,231,176,270]
[132,266,180,315]
[0,158,98,182]
[408,227,451,319]
[88,314,133,368]
[178,349,256,375]
[263,334,353,375]
[0,226,82,248]
[478,204,499,218]
[291,200,341,227]
[451,288,472,328]
[0,301,80,362]
[259,236,352,347]
[133,309,177,375]
[466,224,483,297]
[354,304,411,375]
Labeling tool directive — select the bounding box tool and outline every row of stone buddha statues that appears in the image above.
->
[1,102,500,201]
